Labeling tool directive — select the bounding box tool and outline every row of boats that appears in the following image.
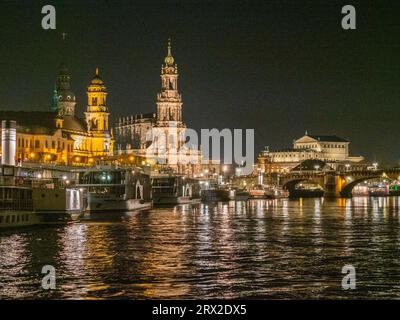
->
[0,164,291,229]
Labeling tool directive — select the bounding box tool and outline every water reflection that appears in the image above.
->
[1,197,400,299]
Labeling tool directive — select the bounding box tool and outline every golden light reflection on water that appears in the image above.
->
[1,197,400,299]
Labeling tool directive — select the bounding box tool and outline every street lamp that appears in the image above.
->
[373,162,378,170]
[345,163,350,172]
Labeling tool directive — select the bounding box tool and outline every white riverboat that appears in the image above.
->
[248,184,289,199]
[0,165,85,228]
[76,167,152,213]
[151,174,201,205]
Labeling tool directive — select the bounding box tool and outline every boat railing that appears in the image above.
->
[0,199,33,211]
[0,176,33,188]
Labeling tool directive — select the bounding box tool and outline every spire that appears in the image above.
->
[164,38,175,66]
[167,38,172,55]
[90,67,104,86]
[59,32,68,68]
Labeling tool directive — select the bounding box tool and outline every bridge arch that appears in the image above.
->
[340,175,380,197]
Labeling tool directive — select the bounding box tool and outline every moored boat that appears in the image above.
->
[76,167,152,213]
[152,174,201,205]
[249,184,289,199]
[228,188,250,201]
[0,185,39,228]
[33,186,85,222]
[248,184,266,199]
[369,184,389,197]
[201,188,230,202]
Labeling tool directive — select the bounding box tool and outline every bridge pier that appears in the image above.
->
[324,174,341,198]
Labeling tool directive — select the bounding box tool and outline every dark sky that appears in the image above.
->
[1,0,400,163]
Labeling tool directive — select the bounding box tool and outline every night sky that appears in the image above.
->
[1,0,400,163]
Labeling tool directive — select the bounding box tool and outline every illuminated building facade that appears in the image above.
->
[258,133,365,173]
[0,66,113,165]
[115,40,205,176]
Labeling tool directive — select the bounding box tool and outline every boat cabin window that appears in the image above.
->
[79,171,125,185]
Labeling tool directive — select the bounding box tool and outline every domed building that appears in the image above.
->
[0,65,114,166]
[52,65,114,163]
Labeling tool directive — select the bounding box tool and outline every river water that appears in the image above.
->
[1,197,400,299]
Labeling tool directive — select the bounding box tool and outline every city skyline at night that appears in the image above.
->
[3,0,400,307]
[1,1,400,163]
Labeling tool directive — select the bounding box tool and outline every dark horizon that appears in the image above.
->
[1,0,400,163]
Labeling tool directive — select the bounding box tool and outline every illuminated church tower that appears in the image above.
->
[51,63,77,116]
[85,68,113,155]
[157,39,183,125]
[152,40,186,157]
[145,39,204,174]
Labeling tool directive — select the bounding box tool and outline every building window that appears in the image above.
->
[35,140,40,148]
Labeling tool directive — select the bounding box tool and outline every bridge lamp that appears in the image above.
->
[314,165,320,171]
[373,162,378,170]
[345,163,350,171]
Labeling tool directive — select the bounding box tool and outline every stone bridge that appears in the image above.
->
[279,169,400,197]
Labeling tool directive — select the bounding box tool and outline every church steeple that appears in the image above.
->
[157,39,183,123]
[51,32,76,116]
[161,38,178,76]
[85,68,109,132]
[53,63,77,116]
[84,68,112,156]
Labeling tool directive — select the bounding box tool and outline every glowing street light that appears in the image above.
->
[373,162,378,170]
